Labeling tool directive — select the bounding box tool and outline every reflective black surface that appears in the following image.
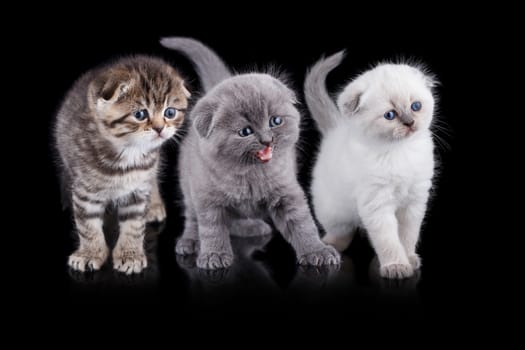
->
[62,210,425,320]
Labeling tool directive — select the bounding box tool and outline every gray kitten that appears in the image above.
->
[55,56,190,274]
[161,37,340,269]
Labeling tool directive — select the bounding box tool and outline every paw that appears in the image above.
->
[113,249,147,274]
[408,254,422,270]
[379,263,414,279]
[298,245,341,266]
[68,246,109,272]
[175,238,198,255]
[146,202,166,223]
[196,252,233,269]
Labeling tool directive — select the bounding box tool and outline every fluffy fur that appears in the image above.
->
[55,55,190,274]
[305,51,436,279]
[161,37,340,269]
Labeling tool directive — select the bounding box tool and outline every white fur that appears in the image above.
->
[311,64,435,279]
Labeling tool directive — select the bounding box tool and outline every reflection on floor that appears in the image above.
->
[66,211,421,315]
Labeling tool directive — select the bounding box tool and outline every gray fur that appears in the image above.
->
[163,37,340,269]
[160,37,231,92]
[304,51,345,135]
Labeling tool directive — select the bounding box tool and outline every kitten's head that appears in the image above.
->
[88,56,190,148]
[191,73,299,167]
[337,63,436,142]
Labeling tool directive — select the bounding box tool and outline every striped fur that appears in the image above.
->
[55,56,190,274]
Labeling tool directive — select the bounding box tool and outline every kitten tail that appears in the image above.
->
[304,51,345,135]
[160,37,231,92]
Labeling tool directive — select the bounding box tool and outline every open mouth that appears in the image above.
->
[255,146,273,163]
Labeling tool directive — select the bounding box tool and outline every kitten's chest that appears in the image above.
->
[93,170,153,198]
[82,149,158,197]
[362,138,434,192]
[221,176,275,203]
[214,168,282,206]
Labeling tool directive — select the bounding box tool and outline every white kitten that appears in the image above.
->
[305,52,437,279]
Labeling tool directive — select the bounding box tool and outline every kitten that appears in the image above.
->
[55,55,190,274]
[305,51,437,279]
[161,37,340,269]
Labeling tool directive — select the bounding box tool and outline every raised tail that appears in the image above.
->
[160,37,232,92]
[304,51,345,135]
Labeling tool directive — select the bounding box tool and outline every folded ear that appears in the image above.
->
[88,70,132,109]
[192,100,217,138]
[339,89,362,116]
[271,78,297,104]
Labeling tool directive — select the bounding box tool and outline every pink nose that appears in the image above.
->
[153,126,163,134]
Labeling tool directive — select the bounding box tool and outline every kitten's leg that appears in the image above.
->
[113,191,149,274]
[196,207,233,269]
[358,194,413,279]
[269,186,340,266]
[68,189,109,272]
[145,179,166,223]
[397,190,430,270]
[175,206,199,255]
[230,218,273,237]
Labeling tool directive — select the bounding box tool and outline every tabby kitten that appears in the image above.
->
[55,56,190,274]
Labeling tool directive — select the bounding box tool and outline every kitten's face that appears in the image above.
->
[338,64,435,142]
[193,74,300,166]
[89,57,190,148]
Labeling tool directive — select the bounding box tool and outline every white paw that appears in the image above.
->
[380,263,414,279]
[146,203,166,223]
[68,247,109,272]
[408,254,422,270]
[113,249,147,274]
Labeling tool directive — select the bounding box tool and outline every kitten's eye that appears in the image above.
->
[384,110,396,120]
[239,126,254,137]
[269,116,283,127]
[411,101,422,112]
[134,109,149,121]
[164,107,178,119]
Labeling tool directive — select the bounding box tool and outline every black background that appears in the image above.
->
[19,7,503,331]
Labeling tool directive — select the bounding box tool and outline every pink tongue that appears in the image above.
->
[256,146,273,162]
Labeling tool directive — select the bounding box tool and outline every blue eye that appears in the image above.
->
[164,107,178,119]
[270,116,283,127]
[239,126,254,137]
[411,101,422,111]
[384,110,396,120]
[134,109,149,121]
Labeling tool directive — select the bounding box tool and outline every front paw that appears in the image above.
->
[380,263,414,279]
[113,248,147,275]
[146,202,166,223]
[298,245,341,266]
[196,251,233,269]
[175,238,198,255]
[68,246,109,272]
